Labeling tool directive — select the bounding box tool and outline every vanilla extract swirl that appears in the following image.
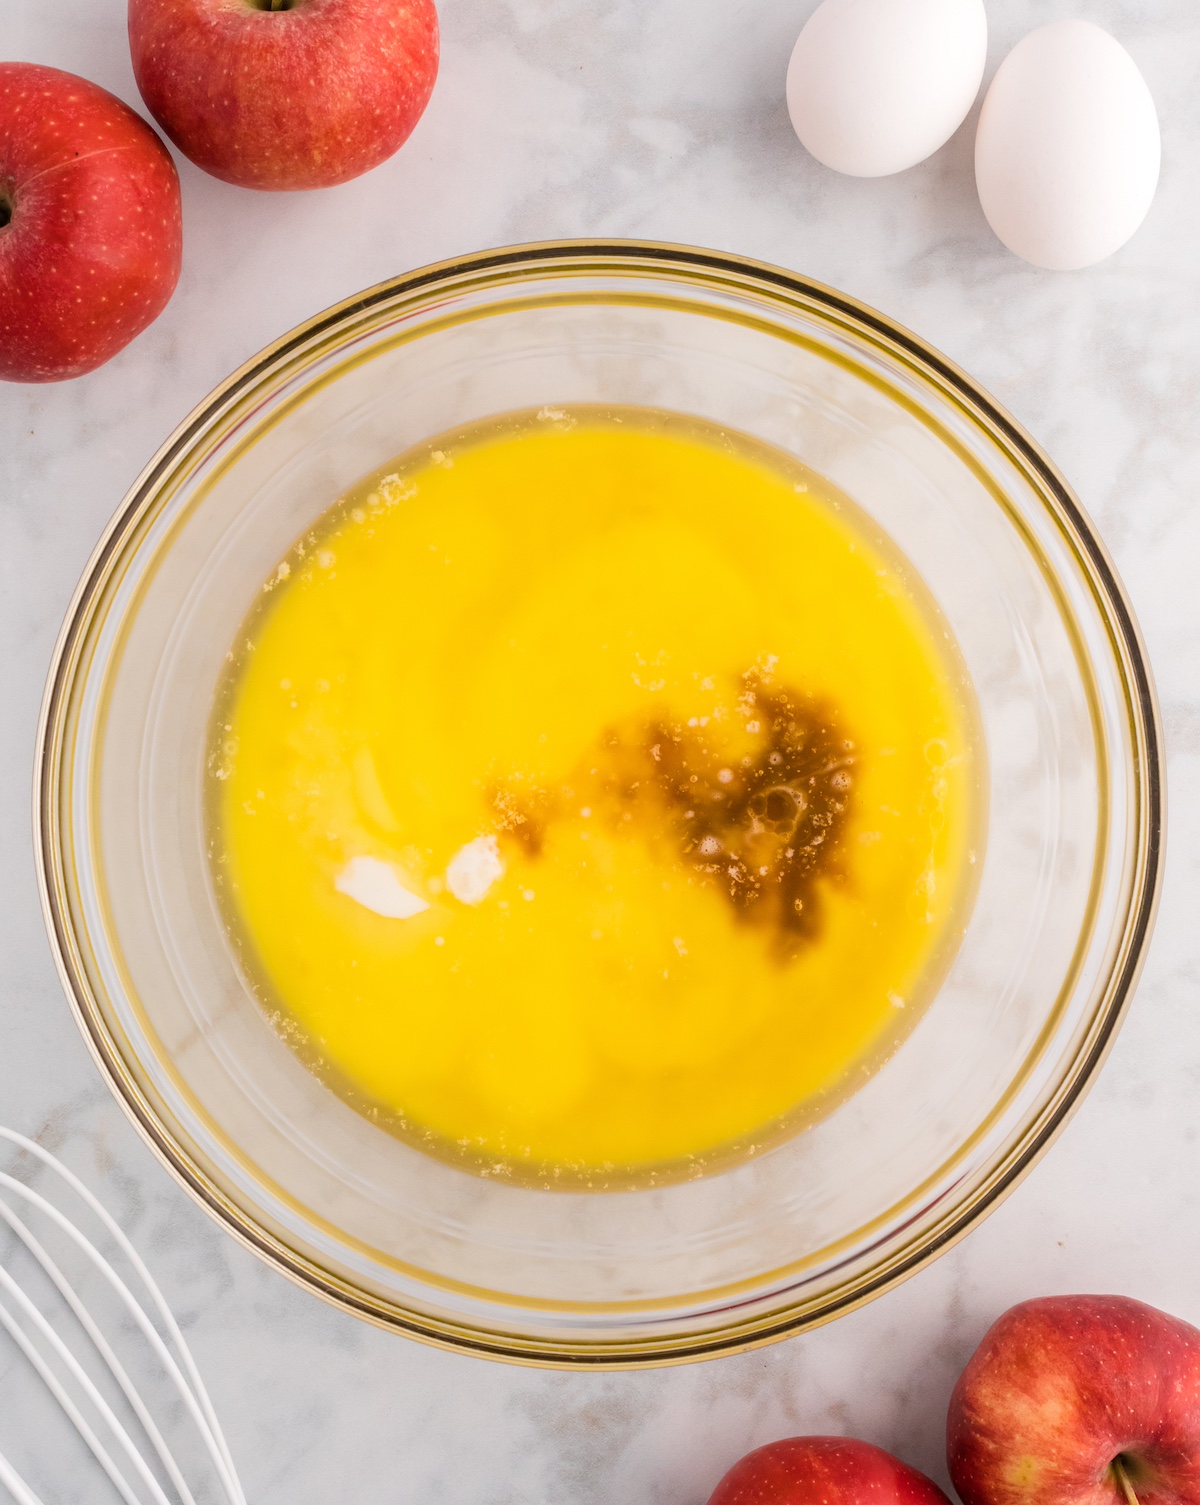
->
[491,671,856,959]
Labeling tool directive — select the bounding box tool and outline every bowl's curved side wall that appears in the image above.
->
[34,241,1165,1366]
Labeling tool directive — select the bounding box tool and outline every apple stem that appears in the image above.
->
[0,197,11,230]
[1111,1458,1140,1505]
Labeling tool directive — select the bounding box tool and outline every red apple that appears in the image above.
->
[707,1436,953,1505]
[948,1296,1200,1505]
[0,63,182,383]
[128,0,439,192]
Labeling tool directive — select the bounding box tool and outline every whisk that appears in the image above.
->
[0,1127,246,1505]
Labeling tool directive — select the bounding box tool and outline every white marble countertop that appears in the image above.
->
[3,0,1199,1500]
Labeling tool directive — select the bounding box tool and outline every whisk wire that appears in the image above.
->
[0,1131,245,1505]
[0,1196,198,1505]
[0,1449,45,1505]
[0,1289,147,1505]
[0,1171,242,1505]
[0,1130,242,1500]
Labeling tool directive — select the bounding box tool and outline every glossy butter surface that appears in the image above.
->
[210,408,980,1185]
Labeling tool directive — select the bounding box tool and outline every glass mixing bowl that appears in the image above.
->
[37,241,1163,1366]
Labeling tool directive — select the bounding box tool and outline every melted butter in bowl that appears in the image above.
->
[207,405,982,1188]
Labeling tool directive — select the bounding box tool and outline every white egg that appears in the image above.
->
[786,0,987,178]
[975,20,1160,271]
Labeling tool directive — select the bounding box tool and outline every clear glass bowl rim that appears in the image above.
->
[34,239,1165,1367]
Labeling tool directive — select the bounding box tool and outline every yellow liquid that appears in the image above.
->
[210,407,981,1186]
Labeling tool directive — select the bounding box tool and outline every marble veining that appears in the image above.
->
[3,0,1200,1500]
